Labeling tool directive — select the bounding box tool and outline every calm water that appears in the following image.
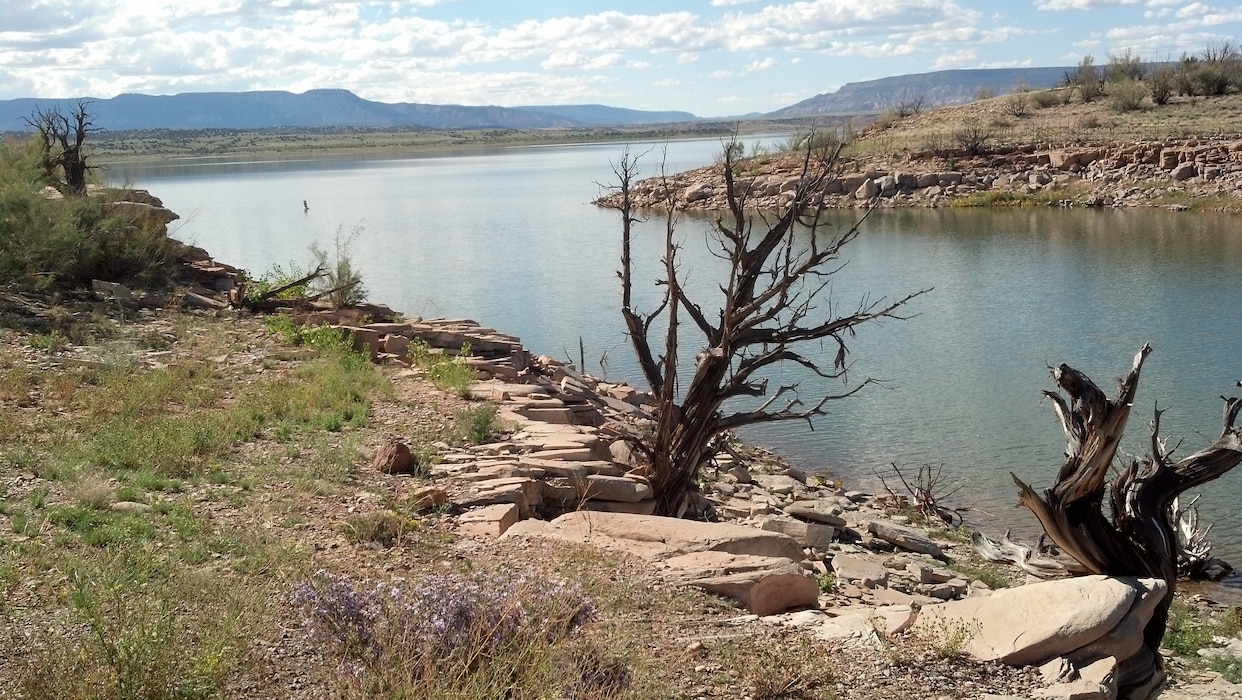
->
[109,139,1242,562]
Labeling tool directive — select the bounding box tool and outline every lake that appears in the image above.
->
[109,137,1242,564]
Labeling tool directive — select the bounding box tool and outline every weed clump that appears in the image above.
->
[292,569,624,697]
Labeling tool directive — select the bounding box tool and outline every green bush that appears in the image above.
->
[1108,79,1148,112]
[311,224,368,308]
[0,137,174,291]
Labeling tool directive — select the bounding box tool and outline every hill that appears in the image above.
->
[0,89,700,132]
[768,66,1071,118]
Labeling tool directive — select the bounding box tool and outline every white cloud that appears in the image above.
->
[1035,0,1142,9]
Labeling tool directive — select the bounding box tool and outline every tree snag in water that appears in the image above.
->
[1013,345,1242,699]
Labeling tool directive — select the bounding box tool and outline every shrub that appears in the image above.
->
[1108,79,1148,112]
[1150,65,1176,105]
[1002,90,1029,117]
[291,569,620,697]
[0,138,174,290]
[1029,90,1062,109]
[953,123,994,156]
[1107,48,1146,83]
[1073,55,1104,102]
[311,224,368,308]
[245,260,309,300]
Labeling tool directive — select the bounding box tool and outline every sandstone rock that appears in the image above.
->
[913,575,1141,667]
[501,510,805,561]
[810,605,916,645]
[831,553,888,588]
[458,503,519,538]
[753,473,802,495]
[784,501,847,527]
[580,475,652,503]
[664,551,820,616]
[1069,578,1166,664]
[407,486,448,510]
[757,516,835,549]
[867,519,944,558]
[581,499,658,515]
[372,438,414,475]
[110,501,152,514]
[1171,162,1198,181]
[855,178,879,199]
[685,182,712,202]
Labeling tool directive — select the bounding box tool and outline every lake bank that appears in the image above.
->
[593,136,1242,213]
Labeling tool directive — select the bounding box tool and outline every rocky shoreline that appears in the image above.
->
[311,310,1240,700]
[45,187,1242,699]
[593,137,1242,212]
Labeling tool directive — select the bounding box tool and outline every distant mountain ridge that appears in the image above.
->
[0,89,700,132]
[767,66,1073,118]
[1,66,1081,132]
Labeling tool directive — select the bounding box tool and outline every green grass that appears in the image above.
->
[1164,597,1242,683]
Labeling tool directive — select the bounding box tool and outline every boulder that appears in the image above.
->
[758,516,835,549]
[580,475,652,503]
[830,553,888,588]
[372,438,414,475]
[663,551,821,616]
[867,519,944,558]
[912,575,1143,667]
[501,510,805,561]
[753,473,802,495]
[458,503,520,538]
[855,178,880,199]
[784,501,847,527]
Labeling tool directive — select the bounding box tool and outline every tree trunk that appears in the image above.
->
[1013,345,1242,699]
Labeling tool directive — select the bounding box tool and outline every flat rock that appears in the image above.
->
[500,510,805,561]
[753,473,802,495]
[831,553,889,588]
[580,475,652,503]
[663,551,820,616]
[458,503,519,538]
[757,516,835,549]
[867,519,944,558]
[913,575,1141,667]
[783,501,847,527]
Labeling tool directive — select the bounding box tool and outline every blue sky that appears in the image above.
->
[2,0,1239,117]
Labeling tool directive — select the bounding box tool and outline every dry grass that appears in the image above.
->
[851,92,1242,159]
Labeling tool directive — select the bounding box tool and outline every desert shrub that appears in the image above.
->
[953,123,994,157]
[245,260,309,300]
[1002,90,1029,117]
[311,224,368,308]
[1029,90,1062,109]
[1150,65,1176,105]
[291,569,622,698]
[0,138,174,290]
[974,86,997,101]
[1108,79,1148,112]
[1107,49,1147,83]
[1073,55,1104,102]
[452,404,502,445]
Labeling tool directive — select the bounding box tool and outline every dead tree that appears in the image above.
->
[1013,345,1242,698]
[603,135,928,516]
[24,101,98,196]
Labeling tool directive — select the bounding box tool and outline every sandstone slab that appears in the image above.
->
[500,510,805,561]
[913,575,1141,667]
[663,551,820,616]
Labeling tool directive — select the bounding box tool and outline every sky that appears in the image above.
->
[2,1,1239,117]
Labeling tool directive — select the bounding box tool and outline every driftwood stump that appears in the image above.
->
[1013,345,1242,699]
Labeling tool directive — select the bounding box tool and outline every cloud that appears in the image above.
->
[1034,0,1142,9]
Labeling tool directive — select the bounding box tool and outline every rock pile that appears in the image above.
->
[595,137,1242,211]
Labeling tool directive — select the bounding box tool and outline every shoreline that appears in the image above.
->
[593,136,1242,213]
